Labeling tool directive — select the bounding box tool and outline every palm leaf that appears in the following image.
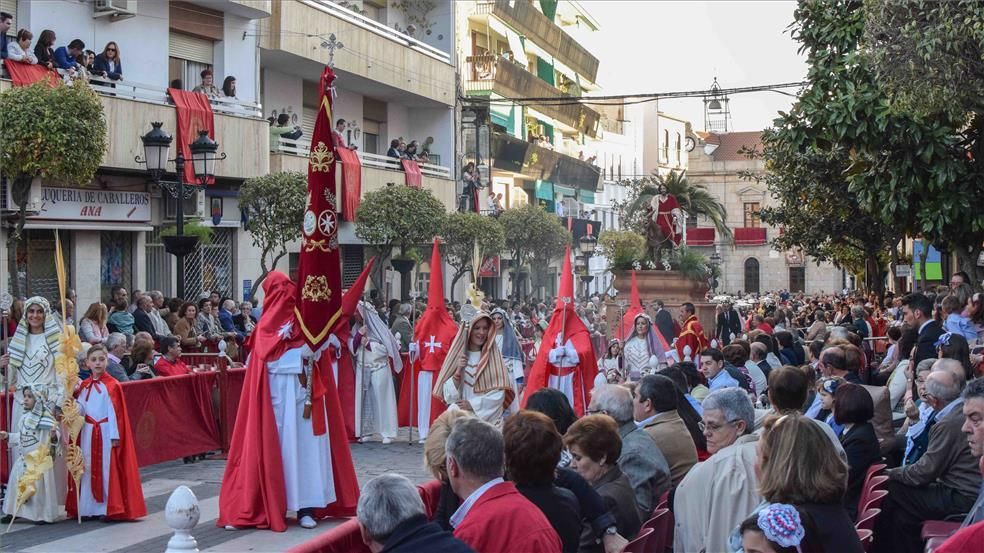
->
[661,170,733,243]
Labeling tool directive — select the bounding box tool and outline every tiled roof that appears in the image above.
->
[703,131,762,161]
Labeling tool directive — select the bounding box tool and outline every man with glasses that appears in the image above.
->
[673,388,760,553]
[951,271,971,292]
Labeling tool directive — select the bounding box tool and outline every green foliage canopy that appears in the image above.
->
[441,211,505,298]
[239,171,307,300]
[355,185,446,255]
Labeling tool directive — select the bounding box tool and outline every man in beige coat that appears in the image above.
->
[632,374,698,486]
[673,388,760,553]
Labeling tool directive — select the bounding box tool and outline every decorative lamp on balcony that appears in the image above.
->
[578,233,597,256]
[461,107,477,126]
[189,130,224,184]
[140,122,172,182]
[574,255,587,272]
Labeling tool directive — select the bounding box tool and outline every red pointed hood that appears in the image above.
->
[619,270,646,341]
[556,245,574,308]
[334,257,374,344]
[426,238,444,310]
[413,239,458,371]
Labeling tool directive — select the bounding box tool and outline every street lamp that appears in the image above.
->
[136,122,226,299]
[460,105,490,212]
[709,248,722,292]
[578,233,598,295]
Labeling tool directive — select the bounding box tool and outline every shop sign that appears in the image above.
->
[27,186,152,222]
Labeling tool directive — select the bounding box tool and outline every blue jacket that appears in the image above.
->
[53,46,79,70]
[218,308,244,340]
[381,514,473,553]
[0,33,7,59]
[92,53,123,79]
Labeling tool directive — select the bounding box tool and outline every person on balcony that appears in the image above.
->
[222,76,237,99]
[269,113,303,152]
[7,29,38,64]
[32,29,56,71]
[0,12,10,60]
[53,38,84,77]
[192,68,222,97]
[334,118,356,150]
[387,138,402,159]
[92,42,123,81]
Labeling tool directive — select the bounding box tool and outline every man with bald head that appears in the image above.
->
[874,368,981,553]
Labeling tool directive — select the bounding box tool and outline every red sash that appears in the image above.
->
[549,365,577,377]
[85,415,109,503]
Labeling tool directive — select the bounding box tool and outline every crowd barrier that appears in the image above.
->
[0,366,246,485]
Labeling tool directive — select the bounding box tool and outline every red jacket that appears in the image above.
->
[454,481,562,553]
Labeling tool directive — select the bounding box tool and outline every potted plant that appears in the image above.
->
[161,219,212,257]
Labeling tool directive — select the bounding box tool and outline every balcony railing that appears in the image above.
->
[274,136,452,179]
[464,54,600,138]
[85,75,264,119]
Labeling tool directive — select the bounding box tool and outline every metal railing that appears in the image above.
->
[274,136,453,179]
[464,54,498,93]
[81,73,264,118]
[306,0,452,65]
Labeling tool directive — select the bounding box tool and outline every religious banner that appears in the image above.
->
[5,61,59,87]
[335,146,362,221]
[478,255,500,277]
[167,88,215,185]
[294,66,344,352]
[401,159,423,188]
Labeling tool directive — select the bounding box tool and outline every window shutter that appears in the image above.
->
[302,107,317,141]
[169,32,214,64]
[0,0,16,29]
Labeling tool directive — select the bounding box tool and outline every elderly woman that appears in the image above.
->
[505,411,581,553]
[195,298,225,348]
[673,388,760,553]
[805,309,828,343]
[564,414,642,552]
[423,409,474,530]
[173,302,207,350]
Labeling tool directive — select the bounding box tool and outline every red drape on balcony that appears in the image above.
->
[336,146,362,221]
[734,227,767,246]
[5,61,59,87]
[686,227,716,246]
[167,88,215,185]
[401,159,422,188]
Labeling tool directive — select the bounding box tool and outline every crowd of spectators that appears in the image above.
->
[386,137,431,163]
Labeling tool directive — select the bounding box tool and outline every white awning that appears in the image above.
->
[489,15,528,67]
[24,221,154,232]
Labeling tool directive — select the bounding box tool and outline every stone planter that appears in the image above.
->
[605,270,715,342]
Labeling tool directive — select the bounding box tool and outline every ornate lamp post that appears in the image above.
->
[136,122,225,298]
[578,233,597,295]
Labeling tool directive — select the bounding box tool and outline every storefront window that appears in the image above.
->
[14,230,71,302]
[101,231,132,305]
[185,228,233,301]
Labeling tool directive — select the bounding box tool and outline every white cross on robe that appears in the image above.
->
[424,335,442,354]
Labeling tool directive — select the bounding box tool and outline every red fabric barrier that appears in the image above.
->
[686,227,716,246]
[167,88,215,185]
[734,227,767,246]
[401,159,422,188]
[287,479,443,553]
[5,61,59,87]
[336,147,362,221]
[122,372,221,466]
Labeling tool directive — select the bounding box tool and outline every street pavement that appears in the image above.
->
[1,432,430,553]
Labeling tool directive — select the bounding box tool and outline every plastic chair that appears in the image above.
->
[861,489,889,515]
[856,465,887,512]
[641,509,670,553]
[855,508,881,533]
[620,528,654,553]
[857,529,874,553]
[655,490,670,511]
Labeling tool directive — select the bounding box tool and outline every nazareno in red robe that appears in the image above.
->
[66,373,147,521]
[216,272,359,532]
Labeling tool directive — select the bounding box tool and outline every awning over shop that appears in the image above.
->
[535,180,554,201]
[579,189,595,204]
[554,184,576,198]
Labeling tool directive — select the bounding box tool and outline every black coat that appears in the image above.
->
[840,422,881,519]
[381,514,474,553]
[914,320,945,366]
[716,309,742,345]
[518,484,581,553]
[654,309,676,344]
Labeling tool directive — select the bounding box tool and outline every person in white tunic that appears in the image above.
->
[491,308,525,409]
[74,347,120,517]
[352,302,402,444]
[623,314,668,381]
[1,385,62,523]
[433,312,515,426]
[267,345,335,527]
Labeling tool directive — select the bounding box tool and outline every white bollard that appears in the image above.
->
[164,485,201,553]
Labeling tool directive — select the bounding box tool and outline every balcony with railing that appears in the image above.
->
[270,136,456,211]
[475,0,599,84]
[260,0,455,107]
[0,75,269,180]
[464,54,600,138]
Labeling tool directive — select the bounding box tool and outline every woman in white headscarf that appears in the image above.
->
[352,302,403,444]
[1,385,63,522]
[622,313,668,381]
[490,308,525,394]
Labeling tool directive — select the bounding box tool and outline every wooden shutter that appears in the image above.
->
[169,32,214,64]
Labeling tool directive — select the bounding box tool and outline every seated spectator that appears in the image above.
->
[128,289,145,313]
[874,367,980,553]
[633,374,698,486]
[233,301,256,335]
[33,29,55,70]
[673,388,760,553]
[902,358,937,466]
[834,383,880,519]
[0,11,9,60]
[107,300,135,338]
[53,38,85,76]
[524,387,578,437]
[192,68,221,98]
[82,49,95,74]
[813,376,846,436]
[218,299,245,341]
[222,76,236,98]
[128,337,158,380]
[755,414,862,553]
[444,418,562,553]
[269,113,303,151]
[504,411,581,553]
[939,332,974,381]
[775,330,805,366]
[805,309,829,342]
[173,302,207,350]
[656,364,709,451]
[750,342,772,382]
[7,29,38,64]
[164,297,183,331]
[955,378,984,528]
[356,473,473,553]
[104,332,132,382]
[79,302,110,345]
[423,409,474,530]
[588,384,670,515]
[722,343,759,395]
[676,360,708,407]
[386,138,402,159]
[739,503,822,553]
[838,343,895,454]
[92,41,122,80]
[699,348,740,392]
[145,291,172,338]
[196,298,225,347]
[133,294,169,342]
[154,337,192,377]
[565,414,642,551]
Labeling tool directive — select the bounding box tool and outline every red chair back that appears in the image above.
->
[856,464,887,513]
[857,529,874,553]
[621,528,654,553]
[641,509,670,552]
[855,508,881,533]
[655,490,670,512]
[861,489,888,515]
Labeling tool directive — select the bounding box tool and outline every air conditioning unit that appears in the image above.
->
[93,0,137,20]
[164,189,205,220]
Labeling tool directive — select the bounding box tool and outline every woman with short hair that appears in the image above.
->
[173,302,206,350]
[834,383,880,519]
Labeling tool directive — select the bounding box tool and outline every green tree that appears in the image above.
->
[0,82,107,297]
[238,171,307,302]
[499,204,569,298]
[441,212,505,300]
[355,185,446,298]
